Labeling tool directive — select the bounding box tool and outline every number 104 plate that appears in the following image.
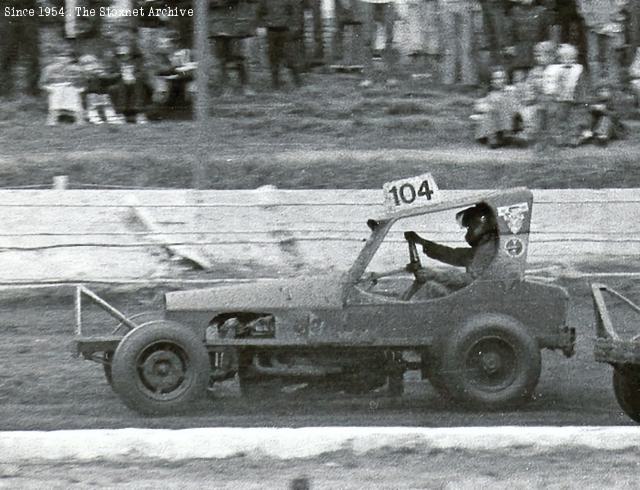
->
[382,173,441,213]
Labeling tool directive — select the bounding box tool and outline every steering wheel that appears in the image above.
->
[401,234,429,301]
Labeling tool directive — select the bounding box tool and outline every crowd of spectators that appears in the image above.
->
[0,0,639,142]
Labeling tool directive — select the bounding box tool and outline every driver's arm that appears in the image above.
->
[405,231,473,268]
[422,241,473,268]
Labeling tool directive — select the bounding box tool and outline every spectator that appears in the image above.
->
[578,0,627,86]
[258,0,305,89]
[578,82,624,145]
[79,54,123,125]
[209,0,258,96]
[331,0,368,68]
[525,40,557,146]
[0,0,41,97]
[478,0,511,68]
[361,0,398,87]
[439,0,478,85]
[546,43,588,146]
[507,0,552,81]
[305,0,325,67]
[110,45,150,124]
[40,46,85,125]
[471,66,515,147]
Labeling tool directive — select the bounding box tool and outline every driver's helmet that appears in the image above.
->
[456,203,497,247]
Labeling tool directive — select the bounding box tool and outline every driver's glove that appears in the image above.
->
[404,231,421,243]
[414,268,432,284]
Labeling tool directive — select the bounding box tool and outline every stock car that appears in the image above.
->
[74,177,575,415]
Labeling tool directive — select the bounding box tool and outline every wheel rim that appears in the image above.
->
[135,340,193,401]
[463,336,519,392]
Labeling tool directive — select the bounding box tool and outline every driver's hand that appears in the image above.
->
[404,231,420,243]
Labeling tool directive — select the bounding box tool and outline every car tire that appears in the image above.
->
[613,367,640,423]
[440,315,541,410]
[111,321,210,416]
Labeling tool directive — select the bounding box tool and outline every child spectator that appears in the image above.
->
[578,82,624,145]
[472,67,516,147]
[40,47,85,125]
[545,43,588,146]
[110,45,149,124]
[79,54,123,125]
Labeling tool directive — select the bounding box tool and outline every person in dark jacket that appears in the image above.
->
[209,0,257,95]
[507,0,552,79]
[258,0,304,89]
[0,0,41,96]
[404,203,499,296]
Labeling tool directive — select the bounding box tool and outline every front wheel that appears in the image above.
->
[613,367,640,423]
[440,317,541,409]
[111,321,210,416]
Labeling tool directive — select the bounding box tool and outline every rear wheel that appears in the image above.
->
[613,367,640,423]
[111,321,209,415]
[440,317,541,409]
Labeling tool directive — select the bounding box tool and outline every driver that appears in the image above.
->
[404,203,499,295]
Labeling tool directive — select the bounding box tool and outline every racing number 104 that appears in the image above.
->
[388,180,434,206]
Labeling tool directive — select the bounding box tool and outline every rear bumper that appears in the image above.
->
[541,325,575,358]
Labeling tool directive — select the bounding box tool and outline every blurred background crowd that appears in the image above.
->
[1,0,639,148]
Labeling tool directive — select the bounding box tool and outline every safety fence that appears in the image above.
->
[0,189,636,284]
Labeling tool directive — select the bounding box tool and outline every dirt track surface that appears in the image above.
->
[0,277,637,430]
[1,446,639,489]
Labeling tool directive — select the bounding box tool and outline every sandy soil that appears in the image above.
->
[0,276,637,430]
[1,445,639,489]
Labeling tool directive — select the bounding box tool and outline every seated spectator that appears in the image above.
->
[40,47,85,126]
[79,54,123,125]
[471,67,517,148]
[578,82,625,145]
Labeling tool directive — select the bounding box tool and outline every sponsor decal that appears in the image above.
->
[497,202,529,234]
[505,237,525,258]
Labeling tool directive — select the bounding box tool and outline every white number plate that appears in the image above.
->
[383,173,440,213]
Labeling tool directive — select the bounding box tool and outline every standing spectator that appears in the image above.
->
[209,0,258,96]
[578,0,627,86]
[332,0,369,67]
[478,0,511,68]
[40,45,85,125]
[361,0,398,87]
[439,0,478,85]
[79,54,123,124]
[110,45,149,124]
[305,0,325,66]
[258,0,305,89]
[546,43,588,146]
[507,0,551,80]
[0,0,41,96]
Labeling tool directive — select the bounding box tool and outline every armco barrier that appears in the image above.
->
[0,189,636,283]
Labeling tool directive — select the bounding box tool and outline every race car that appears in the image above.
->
[74,178,575,415]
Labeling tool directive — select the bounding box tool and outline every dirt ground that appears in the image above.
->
[2,445,640,489]
[0,275,637,430]
[2,74,640,190]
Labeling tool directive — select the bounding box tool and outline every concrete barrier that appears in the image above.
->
[1,426,639,463]
[0,189,636,283]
